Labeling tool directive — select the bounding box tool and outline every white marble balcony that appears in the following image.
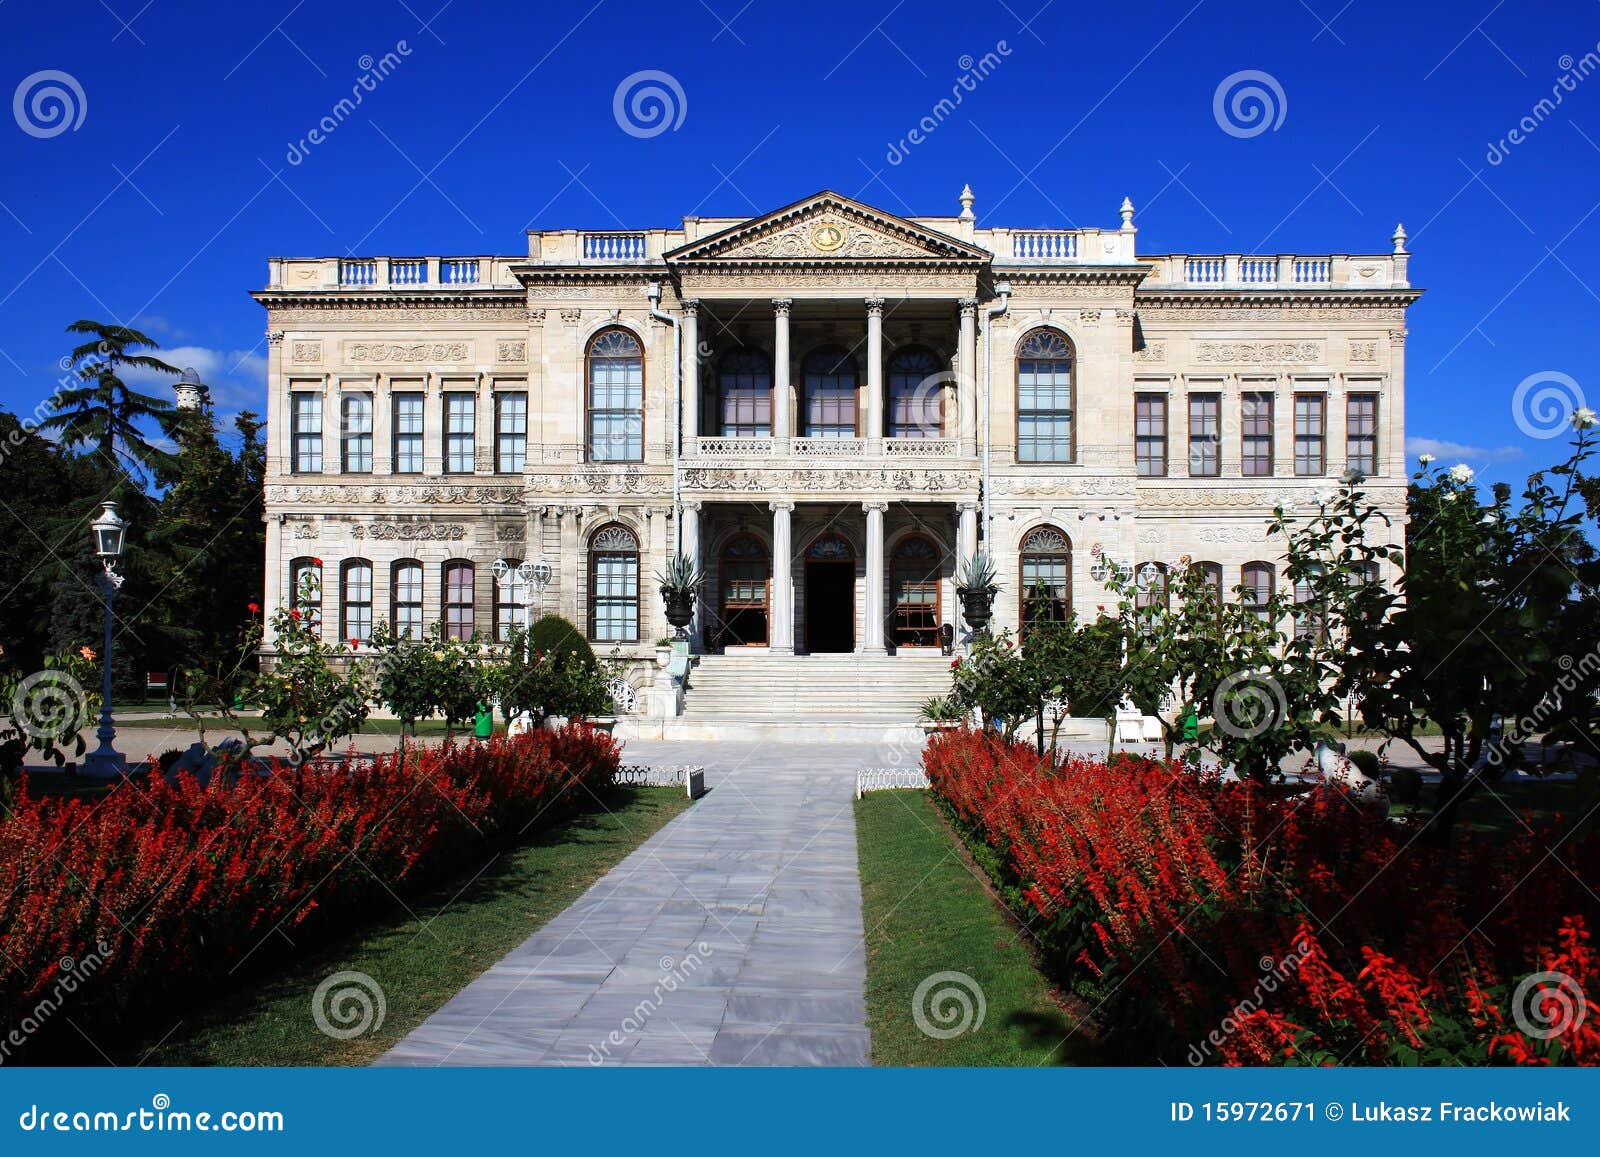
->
[688,436,969,463]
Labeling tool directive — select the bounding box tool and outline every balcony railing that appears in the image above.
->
[580,232,648,261]
[689,436,972,461]
[1150,252,1407,290]
[270,256,518,291]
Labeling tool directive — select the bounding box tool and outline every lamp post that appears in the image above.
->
[491,558,552,636]
[83,502,126,778]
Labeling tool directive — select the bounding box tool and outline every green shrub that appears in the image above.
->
[528,615,596,668]
[1347,748,1381,779]
[1387,766,1424,804]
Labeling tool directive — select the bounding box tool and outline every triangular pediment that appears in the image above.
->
[664,191,990,264]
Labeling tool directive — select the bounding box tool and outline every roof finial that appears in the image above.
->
[1392,222,1407,254]
[1120,196,1136,230]
[959,183,975,221]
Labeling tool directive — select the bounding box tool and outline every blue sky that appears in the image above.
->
[1,0,1597,480]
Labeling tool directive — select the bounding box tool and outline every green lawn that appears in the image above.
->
[124,786,691,1066]
[855,789,1096,1066]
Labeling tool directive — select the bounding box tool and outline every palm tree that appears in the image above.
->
[40,321,180,479]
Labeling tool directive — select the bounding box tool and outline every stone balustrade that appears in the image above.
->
[1145,251,1410,290]
[264,256,521,290]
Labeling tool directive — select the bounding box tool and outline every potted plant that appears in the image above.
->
[956,551,999,635]
[918,693,967,734]
[654,637,674,668]
[656,553,703,638]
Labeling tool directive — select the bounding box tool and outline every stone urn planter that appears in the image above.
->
[654,644,672,668]
[662,589,695,635]
[958,586,996,634]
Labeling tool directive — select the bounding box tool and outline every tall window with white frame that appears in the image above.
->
[341,559,373,642]
[801,346,859,439]
[1242,561,1275,623]
[1241,391,1273,476]
[444,393,475,474]
[341,393,373,473]
[1347,393,1379,476]
[1134,393,1167,476]
[289,556,322,635]
[887,346,944,439]
[589,524,640,643]
[291,391,322,473]
[495,391,527,473]
[1188,393,1220,476]
[392,393,424,473]
[1019,525,1072,630]
[718,348,773,437]
[1295,394,1326,476]
[1016,329,1074,462]
[392,560,423,639]
[587,328,644,462]
[443,561,475,640]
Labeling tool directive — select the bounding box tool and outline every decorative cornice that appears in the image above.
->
[1134,287,1423,309]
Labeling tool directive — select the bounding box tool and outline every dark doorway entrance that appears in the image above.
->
[803,532,856,653]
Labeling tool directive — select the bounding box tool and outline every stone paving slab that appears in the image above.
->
[379,740,911,1067]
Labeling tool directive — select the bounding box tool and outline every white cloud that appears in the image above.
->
[1405,437,1523,463]
[122,344,267,425]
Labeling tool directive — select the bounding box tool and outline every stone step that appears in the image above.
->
[682,653,954,724]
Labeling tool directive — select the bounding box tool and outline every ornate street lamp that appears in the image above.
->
[83,502,126,778]
[492,557,552,634]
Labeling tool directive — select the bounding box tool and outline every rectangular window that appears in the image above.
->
[393,562,424,639]
[392,393,424,473]
[444,562,474,640]
[341,393,373,473]
[291,392,322,473]
[495,392,527,474]
[1241,391,1274,476]
[591,551,639,643]
[1017,365,1074,461]
[1188,393,1220,477]
[494,564,528,642]
[341,562,373,641]
[444,393,475,474]
[1347,393,1379,476]
[1134,394,1167,477]
[1295,394,1326,476]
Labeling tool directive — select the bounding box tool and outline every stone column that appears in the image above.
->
[865,297,884,441]
[772,299,792,442]
[957,501,979,640]
[958,299,978,449]
[863,501,886,651]
[423,373,443,475]
[263,515,283,646]
[769,500,794,652]
[372,374,392,475]
[680,500,702,649]
[680,299,700,447]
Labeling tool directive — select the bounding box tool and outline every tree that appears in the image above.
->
[39,321,179,480]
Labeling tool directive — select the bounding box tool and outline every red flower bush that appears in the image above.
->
[924,729,1600,1065]
[0,726,619,1060]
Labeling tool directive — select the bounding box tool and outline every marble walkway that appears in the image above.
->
[380,740,912,1067]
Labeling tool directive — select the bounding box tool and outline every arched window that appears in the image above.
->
[802,346,858,438]
[289,556,322,636]
[1134,560,1168,637]
[1294,566,1325,640]
[340,559,373,643]
[392,560,423,639]
[807,532,854,561]
[1241,562,1275,623]
[718,348,772,437]
[443,560,475,641]
[890,535,942,647]
[589,524,640,643]
[887,346,944,439]
[494,558,528,642]
[586,327,644,462]
[718,533,770,647]
[1195,561,1225,613]
[1019,526,1071,630]
[1016,328,1074,462]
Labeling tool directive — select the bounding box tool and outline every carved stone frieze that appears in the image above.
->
[268,304,519,325]
[496,340,527,362]
[267,483,524,505]
[345,340,472,364]
[290,340,321,364]
[350,522,467,541]
[1194,341,1322,365]
[1349,339,1378,363]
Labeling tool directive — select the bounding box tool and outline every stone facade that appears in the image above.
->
[254,189,1418,691]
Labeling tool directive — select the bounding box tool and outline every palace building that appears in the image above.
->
[254,188,1418,724]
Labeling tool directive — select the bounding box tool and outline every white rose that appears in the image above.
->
[1448,463,1475,484]
[1418,453,1435,466]
[1574,407,1597,429]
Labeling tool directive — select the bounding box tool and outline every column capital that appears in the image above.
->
[771,298,792,316]
[681,298,701,317]
[958,501,980,514]
[681,499,702,513]
[768,499,796,512]
[266,331,285,345]
[862,500,889,514]
[958,298,979,317]
[864,297,885,315]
